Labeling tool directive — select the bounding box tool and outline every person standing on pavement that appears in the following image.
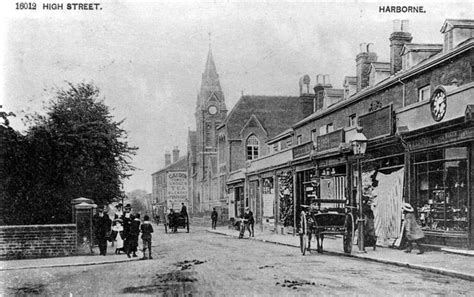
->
[239,207,252,238]
[121,204,134,257]
[248,207,255,237]
[93,206,112,256]
[140,215,154,260]
[402,203,425,254]
[211,208,218,230]
[130,213,141,257]
[112,218,124,254]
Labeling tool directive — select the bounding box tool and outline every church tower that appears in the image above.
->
[194,44,227,211]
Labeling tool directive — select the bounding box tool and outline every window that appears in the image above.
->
[418,85,431,102]
[348,114,356,127]
[286,138,293,147]
[297,135,302,145]
[311,130,317,142]
[327,123,334,133]
[413,146,468,232]
[246,134,259,160]
[319,125,326,136]
[273,142,279,152]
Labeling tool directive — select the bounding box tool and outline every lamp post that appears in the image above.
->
[351,127,368,252]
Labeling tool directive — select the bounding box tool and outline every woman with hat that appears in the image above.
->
[402,203,425,254]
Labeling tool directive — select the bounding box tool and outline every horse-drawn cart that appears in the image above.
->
[299,199,355,255]
[164,211,189,233]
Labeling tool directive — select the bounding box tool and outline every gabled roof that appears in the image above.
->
[441,19,474,33]
[224,95,313,140]
[240,114,267,137]
[152,156,187,176]
[370,62,391,72]
[401,43,443,55]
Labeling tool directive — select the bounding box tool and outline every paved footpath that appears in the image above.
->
[208,227,474,282]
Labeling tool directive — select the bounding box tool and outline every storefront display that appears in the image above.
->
[413,145,468,233]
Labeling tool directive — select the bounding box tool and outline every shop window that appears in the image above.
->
[246,134,259,160]
[418,85,431,102]
[414,146,468,233]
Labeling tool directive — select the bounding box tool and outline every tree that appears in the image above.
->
[3,82,137,224]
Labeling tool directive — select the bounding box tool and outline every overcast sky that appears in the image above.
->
[1,0,472,192]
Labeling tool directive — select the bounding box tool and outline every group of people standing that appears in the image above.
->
[93,204,154,260]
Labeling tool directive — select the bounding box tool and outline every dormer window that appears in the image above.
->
[246,134,259,160]
[418,85,431,102]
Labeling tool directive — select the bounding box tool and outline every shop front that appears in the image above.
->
[396,83,474,248]
[405,124,473,248]
[226,169,245,220]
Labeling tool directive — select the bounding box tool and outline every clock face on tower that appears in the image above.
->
[208,105,218,115]
[430,89,447,122]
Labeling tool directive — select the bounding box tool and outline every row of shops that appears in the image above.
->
[226,85,474,249]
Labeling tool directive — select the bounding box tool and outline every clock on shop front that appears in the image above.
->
[430,88,447,122]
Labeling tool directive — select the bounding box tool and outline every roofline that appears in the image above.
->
[151,156,187,175]
[293,39,474,128]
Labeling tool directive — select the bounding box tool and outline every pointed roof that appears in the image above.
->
[198,47,225,109]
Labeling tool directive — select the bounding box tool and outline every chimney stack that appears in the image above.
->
[356,43,378,92]
[390,20,412,75]
[172,146,180,163]
[165,151,171,166]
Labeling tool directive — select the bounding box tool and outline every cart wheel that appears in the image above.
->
[300,234,308,255]
[343,213,354,254]
[164,223,168,234]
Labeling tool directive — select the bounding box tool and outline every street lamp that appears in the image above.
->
[351,127,367,252]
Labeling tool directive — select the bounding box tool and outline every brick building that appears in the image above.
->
[151,147,188,220]
[242,19,474,249]
[218,92,314,221]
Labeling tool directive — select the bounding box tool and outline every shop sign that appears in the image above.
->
[317,129,345,152]
[358,104,392,139]
[408,126,474,150]
[293,141,313,159]
[318,156,346,167]
[166,171,188,210]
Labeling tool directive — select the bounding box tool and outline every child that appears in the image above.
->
[112,219,124,254]
[140,215,154,260]
[402,203,425,254]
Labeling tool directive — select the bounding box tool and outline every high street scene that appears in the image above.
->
[1,0,474,296]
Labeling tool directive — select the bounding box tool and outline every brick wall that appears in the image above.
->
[0,224,76,260]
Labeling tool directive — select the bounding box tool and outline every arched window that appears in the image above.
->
[246,134,259,160]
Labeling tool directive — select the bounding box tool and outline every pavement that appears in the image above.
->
[1,224,473,282]
[207,226,474,282]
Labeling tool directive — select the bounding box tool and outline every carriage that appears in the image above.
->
[164,211,190,233]
[298,199,355,255]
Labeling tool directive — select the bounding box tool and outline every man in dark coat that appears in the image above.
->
[129,213,141,257]
[181,203,188,217]
[121,204,134,257]
[211,208,218,230]
[93,206,112,256]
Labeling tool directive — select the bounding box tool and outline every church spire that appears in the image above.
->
[198,37,225,109]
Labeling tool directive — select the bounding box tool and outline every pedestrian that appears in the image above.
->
[130,213,141,257]
[140,215,154,260]
[247,207,255,237]
[402,203,425,254]
[211,208,218,230]
[93,206,112,256]
[121,204,134,258]
[181,203,188,217]
[239,207,252,238]
[112,218,124,254]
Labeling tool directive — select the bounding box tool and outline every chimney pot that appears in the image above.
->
[172,146,180,163]
[165,151,171,166]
